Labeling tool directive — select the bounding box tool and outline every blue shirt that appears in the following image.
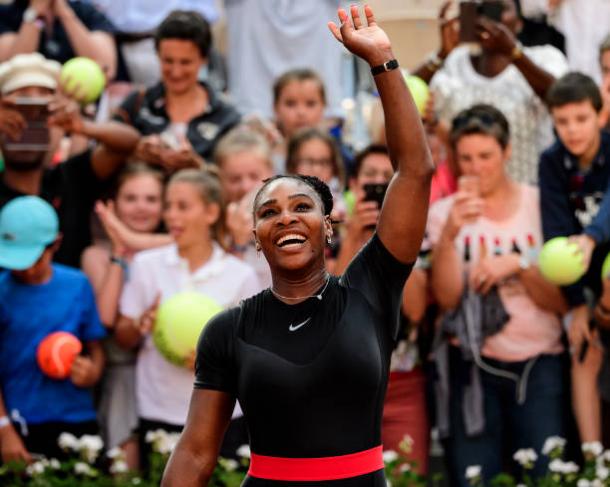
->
[539,130,610,306]
[0,264,106,424]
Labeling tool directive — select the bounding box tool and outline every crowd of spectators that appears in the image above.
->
[1,1,610,485]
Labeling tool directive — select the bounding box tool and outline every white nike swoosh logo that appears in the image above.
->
[288,318,311,332]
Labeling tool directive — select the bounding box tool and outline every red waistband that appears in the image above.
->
[247,445,384,481]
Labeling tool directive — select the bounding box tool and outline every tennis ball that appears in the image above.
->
[601,253,610,280]
[538,237,586,286]
[60,57,106,104]
[403,74,430,116]
[153,292,223,367]
[36,331,82,380]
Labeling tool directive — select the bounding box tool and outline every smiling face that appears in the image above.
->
[253,178,331,272]
[158,39,205,96]
[274,80,325,138]
[454,133,510,196]
[114,173,164,233]
[164,181,219,249]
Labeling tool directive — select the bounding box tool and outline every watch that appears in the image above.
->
[371,59,399,76]
[23,7,40,24]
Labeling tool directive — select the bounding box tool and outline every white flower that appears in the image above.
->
[513,448,538,467]
[110,460,129,474]
[58,432,79,451]
[107,447,124,460]
[132,478,142,485]
[383,450,399,463]
[218,458,239,472]
[603,450,610,463]
[597,465,610,480]
[79,435,103,453]
[542,436,567,456]
[578,480,591,487]
[583,442,604,457]
[592,480,603,487]
[49,458,61,470]
[399,463,411,473]
[74,461,94,476]
[145,429,166,444]
[25,461,46,476]
[236,444,251,459]
[465,465,482,480]
[549,459,579,475]
[154,432,180,455]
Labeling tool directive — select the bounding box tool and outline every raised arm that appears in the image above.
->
[161,390,235,487]
[329,5,434,264]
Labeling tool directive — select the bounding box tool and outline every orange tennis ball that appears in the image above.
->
[36,331,82,380]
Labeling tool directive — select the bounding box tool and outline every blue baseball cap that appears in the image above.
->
[0,196,59,270]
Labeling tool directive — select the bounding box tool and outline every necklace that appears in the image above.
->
[270,275,331,302]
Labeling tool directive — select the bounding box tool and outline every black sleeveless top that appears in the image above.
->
[195,235,413,486]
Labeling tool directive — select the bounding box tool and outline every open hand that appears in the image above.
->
[95,200,128,255]
[328,5,393,66]
[226,195,255,249]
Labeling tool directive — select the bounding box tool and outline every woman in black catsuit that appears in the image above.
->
[161,5,434,486]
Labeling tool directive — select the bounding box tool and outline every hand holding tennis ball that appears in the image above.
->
[538,237,587,286]
[60,57,106,104]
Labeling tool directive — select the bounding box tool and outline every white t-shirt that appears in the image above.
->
[120,243,261,425]
[431,45,568,184]
[224,0,343,118]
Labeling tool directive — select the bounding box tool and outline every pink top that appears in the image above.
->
[427,184,563,362]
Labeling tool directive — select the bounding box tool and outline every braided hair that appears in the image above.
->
[253,174,334,218]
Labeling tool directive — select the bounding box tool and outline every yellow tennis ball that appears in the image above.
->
[153,292,223,367]
[60,57,106,104]
[403,74,430,116]
[538,237,586,286]
[601,253,610,281]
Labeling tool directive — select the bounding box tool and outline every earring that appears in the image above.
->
[255,242,261,252]
[326,234,332,244]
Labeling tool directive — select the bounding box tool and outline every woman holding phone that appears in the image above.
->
[428,104,568,485]
[161,6,433,486]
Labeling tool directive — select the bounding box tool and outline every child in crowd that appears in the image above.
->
[114,168,260,466]
[539,72,610,445]
[215,126,274,289]
[0,196,106,462]
[270,68,352,173]
[81,163,166,469]
[286,127,346,222]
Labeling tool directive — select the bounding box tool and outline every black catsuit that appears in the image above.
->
[195,234,413,486]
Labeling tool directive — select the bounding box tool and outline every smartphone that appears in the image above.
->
[458,175,481,197]
[459,1,505,43]
[3,98,50,151]
[459,1,479,44]
[479,1,504,22]
[363,183,388,208]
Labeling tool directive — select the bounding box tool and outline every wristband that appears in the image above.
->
[0,416,11,429]
[110,255,128,271]
[371,59,399,76]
